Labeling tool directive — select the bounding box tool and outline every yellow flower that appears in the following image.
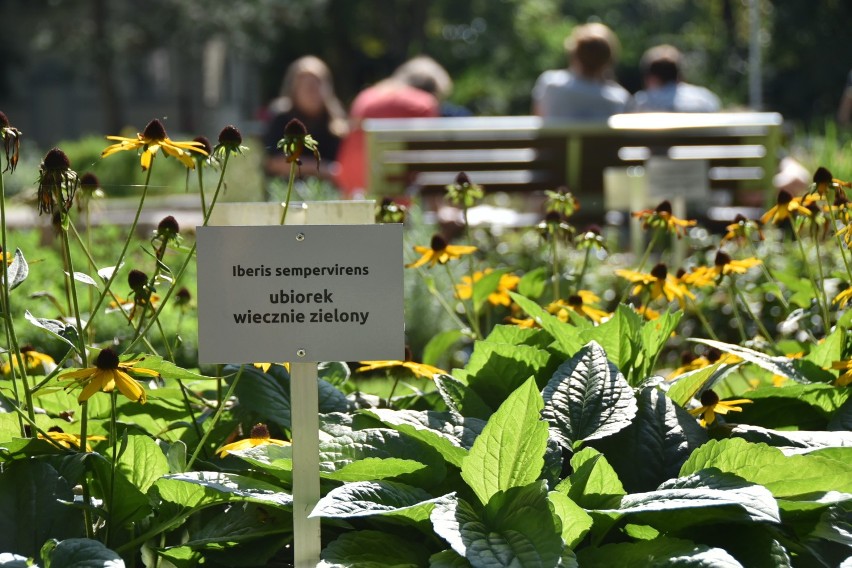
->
[548,292,609,323]
[2,346,56,376]
[721,214,763,244]
[710,251,762,278]
[616,263,694,306]
[688,389,752,427]
[632,200,696,237]
[668,348,741,379]
[455,269,520,307]
[59,348,158,404]
[39,426,106,452]
[833,285,852,308]
[406,234,476,269]
[101,119,208,170]
[217,423,290,457]
[760,189,811,225]
[508,316,537,328]
[675,266,717,289]
[829,359,852,387]
[356,359,446,380]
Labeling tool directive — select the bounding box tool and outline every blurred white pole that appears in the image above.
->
[749,0,763,109]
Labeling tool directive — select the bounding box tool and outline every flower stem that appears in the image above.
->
[551,237,560,304]
[445,263,481,339]
[791,222,831,330]
[186,365,245,471]
[574,246,592,292]
[686,296,720,341]
[730,278,778,351]
[279,161,298,225]
[196,166,207,217]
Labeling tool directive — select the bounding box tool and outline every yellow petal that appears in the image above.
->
[115,370,146,403]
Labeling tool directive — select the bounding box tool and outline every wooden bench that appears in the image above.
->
[363,112,783,224]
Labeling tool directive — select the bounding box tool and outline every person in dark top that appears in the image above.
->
[262,56,348,181]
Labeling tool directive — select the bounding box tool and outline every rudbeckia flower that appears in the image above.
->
[616,263,694,306]
[406,235,476,269]
[218,423,290,457]
[828,359,852,387]
[709,251,762,279]
[689,389,752,427]
[632,200,696,237]
[548,291,609,323]
[102,119,208,170]
[455,269,520,307]
[446,172,484,208]
[276,119,319,165]
[675,266,717,289]
[668,348,741,379]
[760,189,811,225]
[721,214,763,244]
[39,426,106,452]
[2,346,56,376]
[59,348,159,403]
[356,358,446,380]
[833,285,852,308]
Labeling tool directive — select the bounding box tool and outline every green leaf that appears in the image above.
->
[461,378,549,505]
[0,460,83,558]
[121,353,217,383]
[117,434,169,493]
[168,503,291,553]
[42,538,124,568]
[320,530,430,567]
[472,268,509,310]
[637,309,682,377]
[729,424,852,450]
[434,374,493,420]
[88,452,153,528]
[547,491,593,549]
[518,266,549,299]
[580,305,642,376]
[460,340,555,409]
[68,271,98,288]
[508,292,583,355]
[680,438,852,498]
[7,249,28,291]
[484,324,554,349]
[428,549,470,567]
[828,396,852,431]
[362,408,483,468]
[327,458,428,482]
[423,329,465,367]
[690,338,812,384]
[431,482,564,567]
[311,480,445,529]
[589,386,708,492]
[224,444,292,485]
[554,447,625,509]
[736,383,850,429]
[542,342,637,450]
[153,471,292,510]
[667,362,729,406]
[24,311,79,352]
[577,536,744,567]
[166,440,187,473]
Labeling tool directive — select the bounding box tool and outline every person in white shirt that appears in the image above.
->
[631,44,721,113]
[532,23,631,121]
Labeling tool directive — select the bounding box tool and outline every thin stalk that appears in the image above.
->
[791,222,831,329]
[747,238,789,309]
[729,278,778,351]
[686,296,720,341]
[551,237,561,304]
[197,166,207,217]
[824,193,852,282]
[445,263,481,339]
[574,246,593,292]
[186,365,245,471]
[105,391,119,545]
[279,161,298,225]
[727,282,750,344]
[84,164,154,336]
[461,204,482,338]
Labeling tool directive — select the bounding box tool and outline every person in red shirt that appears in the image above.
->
[336,56,451,198]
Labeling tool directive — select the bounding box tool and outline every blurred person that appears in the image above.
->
[532,23,630,120]
[262,55,348,181]
[631,45,721,113]
[335,56,452,198]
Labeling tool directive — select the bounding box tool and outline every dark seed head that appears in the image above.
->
[0,111,8,129]
[714,251,732,267]
[706,348,722,362]
[21,345,34,353]
[157,215,180,236]
[142,119,167,141]
[284,118,307,137]
[42,148,70,171]
[544,211,563,224]
[127,269,148,291]
[217,125,242,146]
[430,234,448,251]
[95,348,120,370]
[250,423,270,439]
[175,286,192,305]
[650,263,668,280]
[454,172,471,186]
[80,172,100,190]
[732,214,747,224]
[193,136,213,155]
[655,200,673,215]
[567,294,583,307]
[583,224,601,235]
[777,189,793,205]
[813,166,833,185]
[699,389,720,406]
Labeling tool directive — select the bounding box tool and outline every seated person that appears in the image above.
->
[631,45,721,113]
[532,23,630,120]
[262,56,348,181]
[335,56,450,198]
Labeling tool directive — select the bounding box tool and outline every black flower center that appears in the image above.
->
[284,118,307,137]
[776,189,793,206]
[655,200,673,215]
[650,263,668,280]
[95,348,120,370]
[143,119,167,141]
[813,166,833,185]
[128,269,148,291]
[0,111,9,129]
[430,234,448,252]
[714,251,732,267]
[218,125,242,146]
[80,172,100,190]
[454,172,471,186]
[157,215,180,236]
[699,389,720,406]
[43,148,71,171]
[567,294,583,307]
[250,423,270,439]
[193,136,213,155]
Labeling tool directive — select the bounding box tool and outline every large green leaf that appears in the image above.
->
[152,471,292,510]
[637,309,683,378]
[119,353,217,383]
[508,292,583,355]
[0,460,83,558]
[483,324,554,350]
[554,447,625,509]
[362,408,484,468]
[577,536,744,567]
[319,530,431,567]
[828,396,852,431]
[434,374,493,420]
[431,482,564,567]
[41,538,124,568]
[88,452,153,529]
[116,434,169,493]
[517,266,549,299]
[166,502,291,552]
[599,470,781,530]
[547,491,593,549]
[580,305,641,377]
[461,378,549,505]
[542,342,637,450]
[680,438,852,498]
[459,340,556,408]
[729,424,852,450]
[311,480,446,529]
[733,383,850,430]
[428,549,470,567]
[472,268,509,310]
[666,363,730,407]
[690,338,812,384]
[328,458,429,483]
[589,386,708,492]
